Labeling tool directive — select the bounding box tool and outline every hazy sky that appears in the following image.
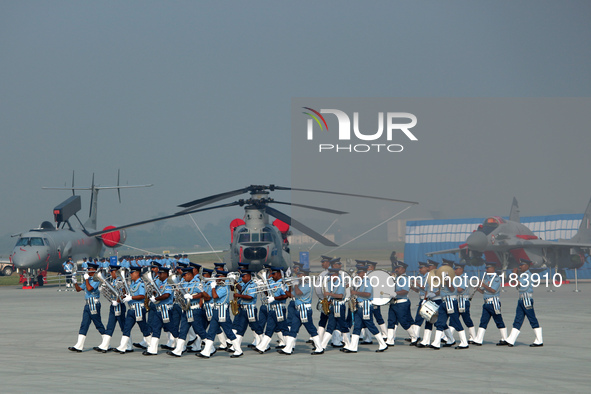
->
[1,1,590,253]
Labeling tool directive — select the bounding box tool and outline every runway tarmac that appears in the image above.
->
[1,281,589,393]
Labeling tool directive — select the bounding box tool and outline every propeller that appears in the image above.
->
[117,169,121,204]
[89,173,95,217]
[269,200,347,215]
[86,201,243,237]
[264,205,338,247]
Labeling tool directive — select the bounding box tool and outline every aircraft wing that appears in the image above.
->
[425,247,462,256]
[534,240,591,249]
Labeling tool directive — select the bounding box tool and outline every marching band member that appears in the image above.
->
[68,261,107,352]
[453,262,477,344]
[417,259,440,348]
[341,265,388,353]
[255,267,289,354]
[385,262,419,346]
[314,256,332,344]
[328,258,346,348]
[409,261,429,345]
[143,267,179,356]
[232,269,264,352]
[278,268,325,355]
[198,270,242,358]
[365,260,388,341]
[93,264,126,353]
[113,266,152,353]
[472,262,508,346]
[430,259,469,350]
[319,267,351,351]
[168,267,209,357]
[506,259,543,347]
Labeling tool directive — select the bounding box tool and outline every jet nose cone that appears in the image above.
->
[11,249,41,269]
[467,231,488,252]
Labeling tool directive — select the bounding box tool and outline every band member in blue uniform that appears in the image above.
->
[385,262,419,346]
[143,267,179,355]
[430,259,469,350]
[113,266,152,353]
[319,267,351,351]
[472,262,508,346]
[453,262,477,343]
[94,264,126,353]
[409,261,429,345]
[255,267,289,354]
[506,259,543,347]
[315,256,332,344]
[417,259,440,348]
[68,262,107,352]
[198,270,242,358]
[168,267,208,357]
[365,260,388,341]
[232,269,264,352]
[278,269,325,355]
[342,265,388,353]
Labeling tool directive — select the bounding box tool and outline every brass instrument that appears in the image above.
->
[142,270,162,309]
[320,275,331,315]
[117,268,133,306]
[255,268,273,305]
[169,274,191,312]
[95,270,120,302]
[434,265,456,288]
[348,272,358,313]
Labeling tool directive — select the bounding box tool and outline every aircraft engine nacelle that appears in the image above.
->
[101,226,127,248]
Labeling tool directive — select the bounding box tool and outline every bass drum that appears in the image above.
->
[367,270,396,306]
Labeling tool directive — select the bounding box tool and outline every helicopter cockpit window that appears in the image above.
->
[251,233,260,242]
[15,237,30,246]
[30,238,44,246]
[479,217,502,235]
[261,231,273,242]
[238,233,250,243]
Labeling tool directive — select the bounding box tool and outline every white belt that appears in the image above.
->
[297,303,312,309]
[445,295,458,300]
[485,298,496,304]
[393,299,408,304]
[213,304,227,309]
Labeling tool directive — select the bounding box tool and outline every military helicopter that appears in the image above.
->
[9,171,152,278]
[88,185,417,271]
[427,196,591,270]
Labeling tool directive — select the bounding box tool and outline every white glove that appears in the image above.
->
[184,293,193,301]
[210,281,217,289]
[71,276,78,284]
[426,292,436,300]
[150,296,157,304]
[123,295,132,303]
[267,296,275,304]
[83,273,90,280]
[111,300,119,307]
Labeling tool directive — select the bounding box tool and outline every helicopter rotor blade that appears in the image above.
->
[85,201,242,237]
[270,185,418,205]
[270,200,348,215]
[264,205,338,247]
[177,187,252,212]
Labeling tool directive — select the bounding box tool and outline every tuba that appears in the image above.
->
[255,268,273,305]
[117,268,133,302]
[142,269,162,309]
[95,270,120,302]
[169,274,191,312]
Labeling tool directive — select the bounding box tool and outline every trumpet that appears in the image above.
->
[169,274,192,311]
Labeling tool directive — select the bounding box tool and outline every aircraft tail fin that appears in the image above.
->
[509,197,520,222]
[43,170,153,230]
[571,196,591,243]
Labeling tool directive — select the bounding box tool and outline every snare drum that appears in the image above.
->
[419,300,439,323]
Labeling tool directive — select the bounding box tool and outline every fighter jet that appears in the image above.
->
[426,197,591,270]
[9,172,151,276]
